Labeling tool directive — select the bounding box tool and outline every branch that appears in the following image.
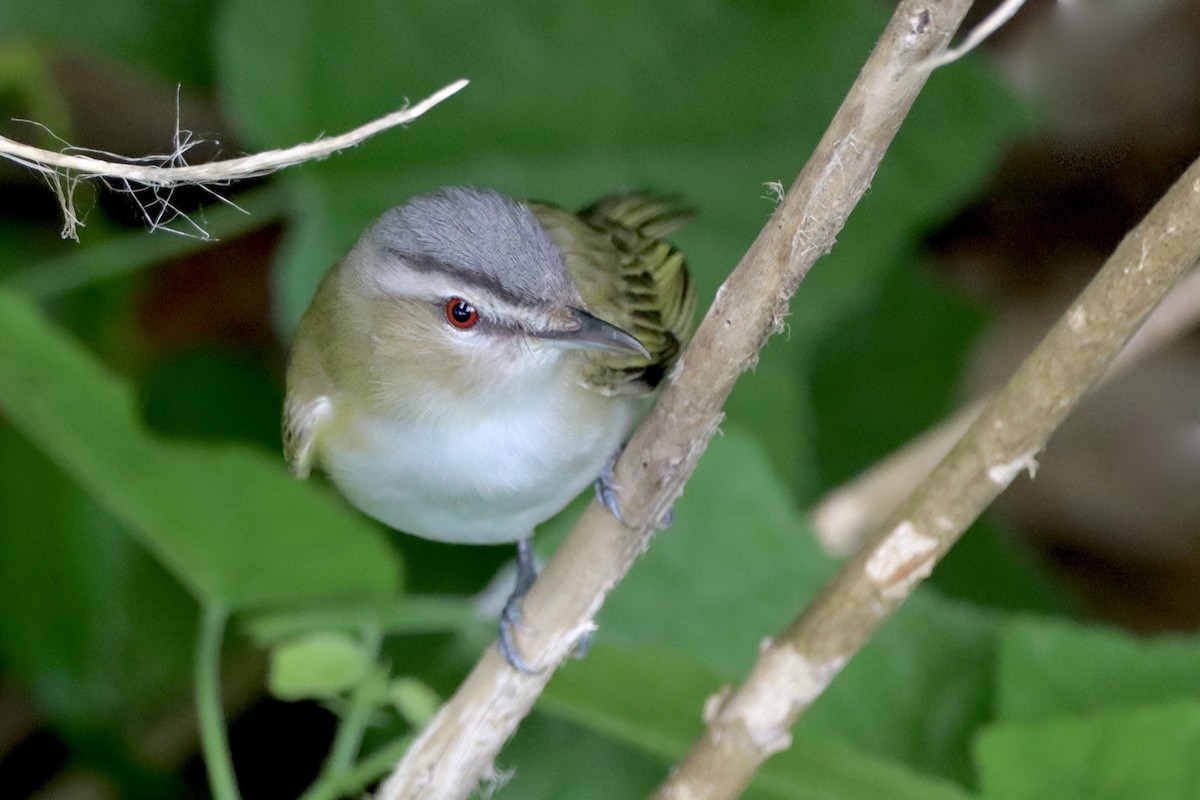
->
[653,136,1200,800]
[812,261,1200,556]
[0,79,468,239]
[374,2,977,798]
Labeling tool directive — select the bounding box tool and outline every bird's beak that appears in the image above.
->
[535,307,650,358]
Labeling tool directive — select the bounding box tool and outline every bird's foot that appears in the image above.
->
[594,457,674,529]
[496,538,541,674]
[498,597,538,674]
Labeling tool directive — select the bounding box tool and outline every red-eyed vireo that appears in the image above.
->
[283,186,695,669]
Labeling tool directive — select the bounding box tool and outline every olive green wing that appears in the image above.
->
[529,192,697,396]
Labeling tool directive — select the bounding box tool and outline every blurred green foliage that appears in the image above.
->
[976,702,1200,800]
[0,290,401,608]
[2,1,1199,799]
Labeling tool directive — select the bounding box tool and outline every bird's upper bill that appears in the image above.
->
[534,307,649,358]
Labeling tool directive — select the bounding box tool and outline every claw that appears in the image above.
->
[658,506,675,528]
[594,456,675,530]
[498,603,538,674]
[594,459,629,526]
[496,538,541,673]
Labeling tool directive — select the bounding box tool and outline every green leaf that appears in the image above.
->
[996,617,1200,723]
[137,347,283,447]
[808,262,985,488]
[976,702,1200,800]
[0,288,400,608]
[542,645,973,800]
[724,341,822,504]
[801,594,998,787]
[268,631,373,701]
[497,714,667,800]
[386,677,442,729]
[0,428,196,736]
[216,0,873,160]
[0,0,219,87]
[598,426,835,679]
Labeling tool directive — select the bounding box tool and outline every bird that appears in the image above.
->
[283,186,696,670]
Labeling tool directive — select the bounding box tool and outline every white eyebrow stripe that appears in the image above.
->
[380,248,542,309]
[367,255,538,325]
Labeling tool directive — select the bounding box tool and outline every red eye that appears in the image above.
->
[445,297,479,329]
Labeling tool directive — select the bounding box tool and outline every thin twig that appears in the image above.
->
[0,79,468,239]
[654,143,1200,800]
[812,263,1200,556]
[920,0,1037,70]
[373,2,975,798]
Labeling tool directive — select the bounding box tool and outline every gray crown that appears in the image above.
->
[370,186,575,306]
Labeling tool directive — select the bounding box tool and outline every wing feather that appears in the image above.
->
[529,192,697,395]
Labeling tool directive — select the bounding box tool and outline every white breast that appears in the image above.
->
[321,371,636,545]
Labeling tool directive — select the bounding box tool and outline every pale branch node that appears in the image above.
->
[862,519,940,600]
[986,448,1040,485]
[373,2,979,799]
[0,79,469,240]
[812,262,1200,556]
[653,146,1200,800]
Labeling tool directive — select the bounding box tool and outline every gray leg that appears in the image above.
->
[498,537,539,673]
